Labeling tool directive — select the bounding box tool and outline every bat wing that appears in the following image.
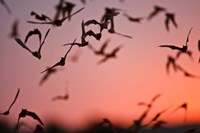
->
[198,40,200,52]
[8,88,20,111]
[27,111,44,126]
[27,21,53,25]
[24,29,42,44]
[84,19,99,26]
[15,38,32,53]
[185,27,192,45]
[159,45,182,51]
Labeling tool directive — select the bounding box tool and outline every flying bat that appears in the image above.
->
[15,28,50,59]
[24,28,42,44]
[30,11,52,21]
[9,19,19,38]
[41,39,76,73]
[97,44,123,64]
[88,38,110,56]
[39,67,58,86]
[18,109,44,126]
[159,27,192,53]
[170,103,188,123]
[27,7,84,27]
[165,12,178,31]
[123,13,144,23]
[51,85,69,101]
[147,5,166,20]
[138,93,162,108]
[0,88,20,115]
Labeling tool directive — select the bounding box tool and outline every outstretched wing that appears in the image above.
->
[15,38,32,53]
[8,89,20,111]
[159,45,182,51]
[24,28,42,44]
[27,111,44,126]
[185,27,193,45]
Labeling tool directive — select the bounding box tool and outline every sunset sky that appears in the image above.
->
[0,0,200,130]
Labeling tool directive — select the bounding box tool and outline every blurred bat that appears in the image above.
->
[138,93,162,108]
[9,19,19,38]
[0,88,20,115]
[51,84,69,101]
[62,1,76,21]
[18,109,44,126]
[149,105,173,124]
[88,38,110,56]
[41,39,76,73]
[27,7,84,27]
[0,0,11,14]
[97,44,123,64]
[108,17,132,39]
[147,5,166,20]
[123,13,144,23]
[101,7,120,23]
[84,19,109,33]
[165,12,178,31]
[170,103,188,123]
[166,55,177,74]
[177,65,200,78]
[39,67,58,86]
[159,27,192,53]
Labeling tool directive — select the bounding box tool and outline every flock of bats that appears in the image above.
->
[1,0,200,133]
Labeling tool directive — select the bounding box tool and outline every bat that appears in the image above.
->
[0,88,20,115]
[18,109,44,126]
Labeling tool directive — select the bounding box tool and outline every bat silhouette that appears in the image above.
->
[159,27,192,53]
[18,109,44,126]
[88,38,110,56]
[82,30,102,41]
[170,103,188,123]
[15,28,50,59]
[63,20,88,47]
[149,105,173,124]
[123,13,144,23]
[101,7,120,23]
[0,0,11,14]
[0,88,20,115]
[41,39,76,73]
[24,28,42,44]
[39,67,58,86]
[165,56,177,74]
[97,44,123,65]
[147,5,166,20]
[9,19,19,38]
[138,93,162,108]
[27,7,84,27]
[51,85,69,101]
[165,12,178,31]
[30,11,52,21]
[62,1,76,21]
[84,19,109,33]
[108,16,132,39]
[54,0,65,21]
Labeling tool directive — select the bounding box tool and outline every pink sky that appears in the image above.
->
[0,0,200,130]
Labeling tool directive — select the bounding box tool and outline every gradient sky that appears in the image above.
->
[1,0,200,130]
